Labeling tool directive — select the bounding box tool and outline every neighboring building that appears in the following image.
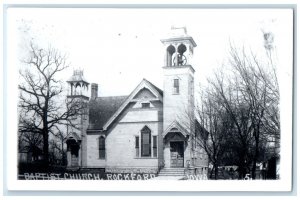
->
[65,27,209,176]
[18,145,43,164]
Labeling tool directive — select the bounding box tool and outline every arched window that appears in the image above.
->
[177,44,187,66]
[141,126,151,157]
[99,136,105,159]
[177,44,187,55]
[166,45,175,66]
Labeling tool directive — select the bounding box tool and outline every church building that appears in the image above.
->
[65,27,209,177]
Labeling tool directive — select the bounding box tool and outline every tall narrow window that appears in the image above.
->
[135,136,139,157]
[153,136,157,158]
[99,136,105,159]
[173,79,179,94]
[141,126,151,157]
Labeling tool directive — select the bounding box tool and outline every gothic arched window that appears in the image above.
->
[141,126,151,157]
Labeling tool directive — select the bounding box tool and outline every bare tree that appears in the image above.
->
[18,117,43,162]
[199,42,280,179]
[208,70,254,179]
[18,42,84,167]
[192,85,233,179]
[227,42,280,179]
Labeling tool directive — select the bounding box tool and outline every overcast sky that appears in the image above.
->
[7,8,293,97]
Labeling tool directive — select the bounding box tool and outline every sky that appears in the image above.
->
[7,8,293,97]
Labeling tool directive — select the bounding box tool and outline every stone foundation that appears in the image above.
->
[105,167,158,174]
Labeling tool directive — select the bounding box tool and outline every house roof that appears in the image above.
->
[143,79,163,97]
[88,96,128,130]
[88,79,163,131]
[102,79,163,130]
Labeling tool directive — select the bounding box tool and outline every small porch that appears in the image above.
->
[162,121,191,169]
[65,133,82,170]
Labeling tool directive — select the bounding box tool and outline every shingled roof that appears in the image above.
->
[88,96,128,130]
[87,79,163,131]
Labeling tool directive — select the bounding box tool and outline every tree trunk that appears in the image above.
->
[210,166,214,179]
[61,140,65,165]
[214,164,218,180]
[43,130,49,167]
[252,132,259,180]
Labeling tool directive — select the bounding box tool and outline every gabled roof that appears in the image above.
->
[162,120,190,138]
[102,79,163,130]
[66,132,81,142]
[143,79,163,97]
[88,79,163,131]
[88,96,128,130]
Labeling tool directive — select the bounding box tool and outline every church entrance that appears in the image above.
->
[170,141,184,168]
[66,136,81,168]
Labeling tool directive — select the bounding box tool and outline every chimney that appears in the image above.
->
[91,83,98,100]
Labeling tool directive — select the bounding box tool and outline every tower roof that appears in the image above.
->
[67,69,89,84]
[161,26,197,47]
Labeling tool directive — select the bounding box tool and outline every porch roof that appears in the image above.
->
[162,121,190,138]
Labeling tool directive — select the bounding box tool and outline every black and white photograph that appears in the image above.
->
[4,4,294,192]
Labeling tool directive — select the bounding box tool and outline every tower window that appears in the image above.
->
[173,79,180,94]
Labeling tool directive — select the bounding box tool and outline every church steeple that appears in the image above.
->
[161,27,197,169]
[161,26,196,137]
[161,26,197,67]
[67,69,89,100]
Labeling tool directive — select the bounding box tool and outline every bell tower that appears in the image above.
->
[162,26,196,67]
[161,26,196,137]
[66,69,90,168]
[67,69,89,99]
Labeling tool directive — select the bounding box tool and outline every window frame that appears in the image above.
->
[153,135,158,158]
[141,102,150,108]
[141,126,151,157]
[173,79,180,94]
[98,136,106,159]
[135,136,139,157]
[135,126,159,158]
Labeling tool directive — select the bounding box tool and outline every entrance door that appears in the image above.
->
[170,141,184,168]
[70,144,79,167]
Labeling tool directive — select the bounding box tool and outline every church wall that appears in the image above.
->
[86,100,163,171]
[120,110,159,123]
[105,122,161,169]
[86,134,106,167]
[163,67,194,132]
[194,145,209,167]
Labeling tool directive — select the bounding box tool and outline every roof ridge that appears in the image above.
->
[142,78,163,95]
